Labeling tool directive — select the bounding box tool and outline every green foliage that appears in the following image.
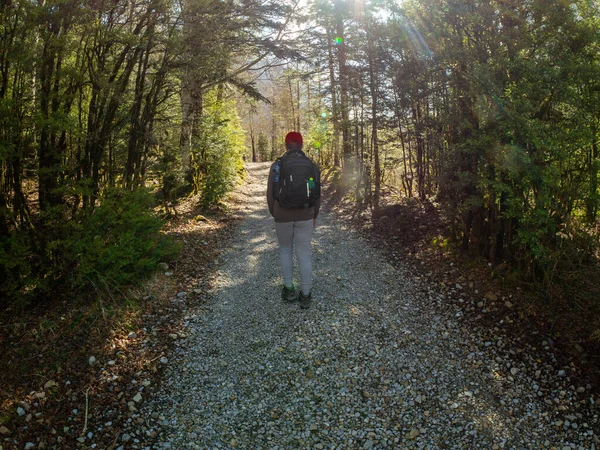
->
[0,0,297,314]
[257,133,270,161]
[305,115,331,162]
[155,140,187,215]
[394,0,600,279]
[66,188,179,292]
[192,89,246,208]
[0,231,34,308]
[0,189,179,309]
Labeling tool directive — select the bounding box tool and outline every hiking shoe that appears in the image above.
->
[282,285,297,302]
[299,291,312,309]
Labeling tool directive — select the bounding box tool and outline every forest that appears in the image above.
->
[1,0,600,335]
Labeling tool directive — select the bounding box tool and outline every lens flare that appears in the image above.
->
[399,14,433,60]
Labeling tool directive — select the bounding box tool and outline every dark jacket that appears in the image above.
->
[266,149,321,223]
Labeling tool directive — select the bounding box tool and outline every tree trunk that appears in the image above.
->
[334,2,352,175]
[249,110,257,162]
[125,49,149,189]
[367,29,380,209]
[325,24,341,167]
[38,32,62,213]
[412,103,426,201]
[296,66,301,131]
[587,137,599,223]
[87,44,143,207]
[271,98,277,159]
[180,75,204,179]
[287,74,296,130]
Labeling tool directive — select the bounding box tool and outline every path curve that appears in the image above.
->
[137,163,598,449]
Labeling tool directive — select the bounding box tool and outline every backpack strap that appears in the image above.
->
[272,157,283,200]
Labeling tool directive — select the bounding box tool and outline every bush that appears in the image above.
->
[0,189,179,309]
[0,231,34,309]
[191,88,245,209]
[67,188,179,293]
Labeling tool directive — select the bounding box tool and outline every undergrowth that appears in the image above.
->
[0,188,180,310]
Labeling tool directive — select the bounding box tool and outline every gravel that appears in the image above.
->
[130,163,598,449]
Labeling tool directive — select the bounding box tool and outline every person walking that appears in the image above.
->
[267,132,321,309]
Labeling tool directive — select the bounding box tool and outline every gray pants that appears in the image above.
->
[275,220,314,296]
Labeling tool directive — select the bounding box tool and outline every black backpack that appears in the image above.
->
[274,151,320,209]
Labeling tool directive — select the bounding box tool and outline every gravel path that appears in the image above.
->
[134,163,598,449]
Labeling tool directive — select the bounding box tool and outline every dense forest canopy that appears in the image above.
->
[247,0,600,294]
[0,0,303,304]
[1,0,600,320]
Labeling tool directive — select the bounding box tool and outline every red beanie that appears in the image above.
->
[285,131,303,146]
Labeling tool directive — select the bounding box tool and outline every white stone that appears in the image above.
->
[43,380,57,390]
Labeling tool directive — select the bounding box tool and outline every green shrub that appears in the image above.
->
[201,158,237,208]
[191,88,245,209]
[66,188,179,293]
[0,231,34,308]
[0,189,179,310]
